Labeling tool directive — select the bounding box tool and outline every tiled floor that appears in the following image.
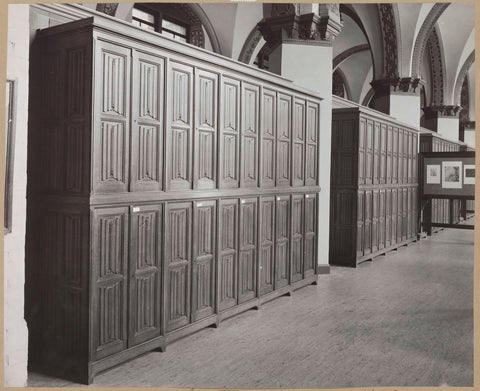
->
[28,227,474,388]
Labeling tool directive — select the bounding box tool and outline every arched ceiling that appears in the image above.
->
[396,3,423,76]
[435,2,475,104]
[338,50,373,103]
[333,13,368,59]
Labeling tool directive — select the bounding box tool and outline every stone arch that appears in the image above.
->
[340,4,376,79]
[238,26,262,64]
[333,44,370,71]
[377,3,399,78]
[411,3,450,77]
[453,51,475,106]
[361,88,375,107]
[426,25,446,106]
[333,68,353,101]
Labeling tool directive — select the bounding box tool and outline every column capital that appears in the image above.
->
[257,4,343,47]
[371,77,424,95]
[422,105,463,119]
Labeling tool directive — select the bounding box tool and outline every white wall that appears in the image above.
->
[390,94,421,128]
[276,42,333,268]
[4,4,30,387]
[437,117,460,141]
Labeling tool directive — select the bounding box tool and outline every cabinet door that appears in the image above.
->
[356,191,364,257]
[259,196,275,295]
[402,188,408,240]
[238,198,257,303]
[129,204,162,347]
[276,94,292,187]
[93,41,131,193]
[131,51,164,192]
[365,119,374,185]
[275,195,290,289]
[378,189,385,250]
[167,62,194,190]
[304,194,317,276]
[358,117,366,185]
[91,207,129,360]
[305,102,319,186]
[241,83,259,188]
[292,99,306,187]
[291,194,304,283]
[194,69,218,190]
[391,189,397,244]
[371,190,379,253]
[396,189,403,242]
[364,190,372,255]
[165,202,192,331]
[380,123,387,184]
[261,89,276,188]
[219,77,240,188]
[218,199,238,310]
[373,122,380,185]
[392,127,398,184]
[385,189,392,247]
[386,125,393,184]
[192,200,216,321]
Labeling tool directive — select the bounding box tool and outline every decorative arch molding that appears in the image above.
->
[453,50,475,106]
[333,68,352,101]
[238,26,262,64]
[339,4,376,79]
[333,44,370,71]
[426,25,446,106]
[377,4,398,78]
[411,3,450,77]
[361,88,375,107]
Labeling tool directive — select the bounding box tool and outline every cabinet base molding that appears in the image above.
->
[331,237,418,267]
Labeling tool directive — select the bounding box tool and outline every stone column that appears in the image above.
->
[460,120,475,147]
[258,4,343,274]
[370,77,423,128]
[422,105,462,140]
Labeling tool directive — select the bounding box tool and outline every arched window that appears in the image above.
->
[132,4,189,43]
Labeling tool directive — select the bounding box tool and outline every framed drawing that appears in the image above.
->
[464,164,475,185]
[442,161,462,189]
[426,164,440,184]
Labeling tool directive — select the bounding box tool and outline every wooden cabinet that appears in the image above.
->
[25,16,322,384]
[330,107,419,267]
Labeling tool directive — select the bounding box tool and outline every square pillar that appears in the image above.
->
[370,77,423,128]
[423,105,462,140]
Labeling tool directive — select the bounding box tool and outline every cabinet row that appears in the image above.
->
[332,113,419,187]
[30,193,318,365]
[330,186,418,266]
[36,39,320,197]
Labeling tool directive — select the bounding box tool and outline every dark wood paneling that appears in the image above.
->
[91,207,129,360]
[131,51,164,192]
[331,109,419,267]
[218,198,238,310]
[29,20,322,384]
[194,70,218,190]
[192,200,216,321]
[276,94,292,187]
[275,195,290,288]
[238,197,257,303]
[241,83,259,188]
[167,62,194,191]
[165,202,192,331]
[129,204,162,346]
[259,196,275,295]
[219,77,241,189]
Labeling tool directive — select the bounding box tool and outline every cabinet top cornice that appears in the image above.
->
[36,13,323,102]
